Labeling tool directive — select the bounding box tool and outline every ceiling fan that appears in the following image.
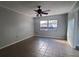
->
[34,5,50,17]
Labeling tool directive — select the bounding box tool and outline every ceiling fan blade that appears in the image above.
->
[34,10,37,12]
[42,10,50,12]
[42,12,48,14]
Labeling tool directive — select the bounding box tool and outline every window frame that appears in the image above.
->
[40,20,58,31]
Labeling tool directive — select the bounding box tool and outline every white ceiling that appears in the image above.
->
[0,1,75,17]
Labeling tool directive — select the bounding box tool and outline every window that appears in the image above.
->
[49,20,57,29]
[40,20,57,31]
[40,20,48,31]
[40,20,47,28]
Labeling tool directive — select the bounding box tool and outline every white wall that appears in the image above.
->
[0,6,34,49]
[75,2,79,48]
[67,11,78,48]
[34,14,67,39]
[76,10,79,47]
[67,2,79,48]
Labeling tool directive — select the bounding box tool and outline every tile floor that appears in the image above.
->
[0,36,79,57]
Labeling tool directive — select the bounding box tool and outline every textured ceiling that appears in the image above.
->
[0,1,75,17]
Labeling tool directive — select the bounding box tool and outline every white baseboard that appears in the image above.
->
[0,34,34,50]
[34,35,65,39]
[67,40,76,48]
